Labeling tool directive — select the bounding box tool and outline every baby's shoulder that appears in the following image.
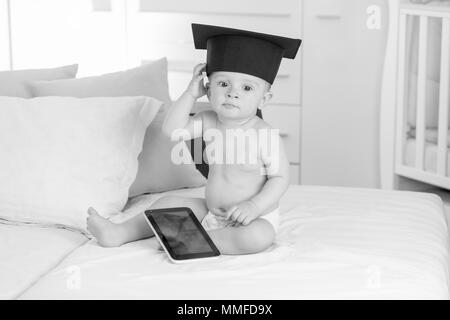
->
[252,117,274,131]
[197,110,218,129]
[198,110,216,118]
[251,118,282,147]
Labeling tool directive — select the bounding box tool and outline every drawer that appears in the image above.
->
[262,105,301,164]
[157,59,301,104]
[138,0,299,16]
[158,61,301,105]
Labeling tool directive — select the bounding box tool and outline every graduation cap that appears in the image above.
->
[192,23,301,85]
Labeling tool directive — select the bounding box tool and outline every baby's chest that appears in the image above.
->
[203,131,263,167]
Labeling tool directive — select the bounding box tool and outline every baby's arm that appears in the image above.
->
[162,63,206,139]
[226,132,290,225]
[251,139,290,214]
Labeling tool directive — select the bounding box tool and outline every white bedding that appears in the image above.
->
[18,185,450,300]
[0,222,88,299]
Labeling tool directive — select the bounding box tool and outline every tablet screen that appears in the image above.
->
[145,207,220,261]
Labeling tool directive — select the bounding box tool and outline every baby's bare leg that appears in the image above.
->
[208,219,275,255]
[87,196,208,247]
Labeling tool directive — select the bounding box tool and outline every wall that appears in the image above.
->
[0,0,11,70]
[301,0,388,188]
[6,0,128,76]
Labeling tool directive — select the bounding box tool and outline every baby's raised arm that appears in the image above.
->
[162,63,207,140]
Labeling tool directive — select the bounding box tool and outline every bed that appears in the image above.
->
[1,43,449,301]
[0,223,88,299]
[0,185,446,300]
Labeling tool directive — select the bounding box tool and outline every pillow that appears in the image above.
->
[0,96,162,233]
[129,109,205,195]
[0,64,78,98]
[29,60,171,103]
[30,58,206,196]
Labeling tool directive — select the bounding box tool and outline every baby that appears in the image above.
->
[87,24,301,255]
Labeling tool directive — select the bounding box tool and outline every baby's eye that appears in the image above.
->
[218,81,228,87]
[243,85,253,91]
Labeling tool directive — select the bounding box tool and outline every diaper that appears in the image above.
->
[201,208,280,232]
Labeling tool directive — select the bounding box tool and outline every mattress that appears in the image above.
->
[18,185,450,300]
[405,137,450,175]
[0,222,88,299]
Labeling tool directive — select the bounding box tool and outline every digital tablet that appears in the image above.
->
[144,207,221,263]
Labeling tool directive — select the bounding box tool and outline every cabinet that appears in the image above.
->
[263,105,301,184]
[300,0,387,188]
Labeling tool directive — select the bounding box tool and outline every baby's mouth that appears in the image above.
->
[222,103,239,110]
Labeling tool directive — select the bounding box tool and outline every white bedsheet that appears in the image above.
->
[18,186,450,299]
[0,222,88,299]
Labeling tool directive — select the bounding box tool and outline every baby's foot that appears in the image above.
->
[86,207,126,247]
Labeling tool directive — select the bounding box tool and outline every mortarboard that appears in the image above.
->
[192,23,302,85]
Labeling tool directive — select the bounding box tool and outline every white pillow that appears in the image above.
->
[0,64,78,98]
[29,58,206,196]
[29,59,171,103]
[0,96,162,233]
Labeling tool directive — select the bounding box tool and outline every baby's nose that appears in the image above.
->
[227,91,239,99]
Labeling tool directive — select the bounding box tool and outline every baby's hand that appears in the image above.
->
[224,200,260,226]
[187,63,207,99]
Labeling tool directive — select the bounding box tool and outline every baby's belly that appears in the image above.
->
[205,167,266,212]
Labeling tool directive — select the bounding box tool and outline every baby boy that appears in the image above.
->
[87,24,301,255]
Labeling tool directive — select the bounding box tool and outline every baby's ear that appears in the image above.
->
[205,82,211,98]
[258,91,273,109]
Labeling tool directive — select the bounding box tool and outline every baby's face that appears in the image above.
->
[207,71,271,123]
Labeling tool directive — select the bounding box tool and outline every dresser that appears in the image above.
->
[300,0,387,188]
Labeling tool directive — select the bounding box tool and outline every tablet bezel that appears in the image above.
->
[144,207,221,262]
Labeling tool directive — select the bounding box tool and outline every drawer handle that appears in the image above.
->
[315,14,341,20]
[280,132,289,138]
[91,0,112,11]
